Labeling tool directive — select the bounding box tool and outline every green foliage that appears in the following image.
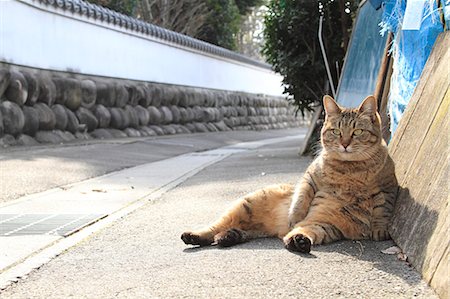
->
[263,0,358,115]
[199,0,265,50]
[198,0,241,50]
[86,0,264,51]
[235,0,265,14]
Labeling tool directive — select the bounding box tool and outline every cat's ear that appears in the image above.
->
[358,95,377,114]
[323,95,341,116]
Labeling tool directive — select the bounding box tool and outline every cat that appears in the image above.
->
[181,95,398,253]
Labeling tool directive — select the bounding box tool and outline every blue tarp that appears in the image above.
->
[380,0,444,135]
[336,3,387,108]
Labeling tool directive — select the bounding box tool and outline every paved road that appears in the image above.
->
[0,130,438,298]
[0,129,304,203]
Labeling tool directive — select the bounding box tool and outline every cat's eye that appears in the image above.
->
[331,129,341,135]
[353,129,363,136]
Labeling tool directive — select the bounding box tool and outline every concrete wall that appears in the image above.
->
[0,0,283,96]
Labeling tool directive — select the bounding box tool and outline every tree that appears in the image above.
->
[262,0,358,115]
[88,0,137,15]
[87,0,265,51]
[136,0,210,38]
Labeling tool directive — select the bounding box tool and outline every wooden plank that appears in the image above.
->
[388,32,450,184]
[388,31,450,298]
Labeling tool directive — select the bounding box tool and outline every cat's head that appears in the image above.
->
[320,95,383,161]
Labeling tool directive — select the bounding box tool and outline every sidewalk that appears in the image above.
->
[0,129,438,298]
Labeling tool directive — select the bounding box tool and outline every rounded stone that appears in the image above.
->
[176,125,191,134]
[161,125,176,135]
[193,122,208,133]
[75,132,92,140]
[159,106,173,124]
[0,69,11,99]
[23,72,39,106]
[106,128,127,138]
[37,74,56,106]
[138,84,152,107]
[80,79,97,109]
[94,104,111,128]
[148,125,164,136]
[90,128,114,139]
[96,81,116,107]
[213,121,231,131]
[139,126,156,136]
[114,83,129,108]
[0,101,25,136]
[147,106,162,125]
[223,118,235,128]
[178,107,188,124]
[22,106,39,136]
[52,104,68,131]
[126,84,143,107]
[53,77,82,110]
[76,107,98,132]
[184,123,196,132]
[109,107,126,130]
[4,71,28,105]
[35,130,63,144]
[205,123,218,132]
[124,127,141,137]
[192,106,204,122]
[203,108,216,122]
[0,134,16,147]
[169,106,181,123]
[167,86,180,106]
[53,130,75,142]
[185,108,195,123]
[135,105,150,126]
[16,134,39,146]
[149,85,162,107]
[177,92,189,108]
[124,105,139,128]
[0,109,4,136]
[65,107,82,133]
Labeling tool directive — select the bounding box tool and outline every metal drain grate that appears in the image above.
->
[0,214,107,237]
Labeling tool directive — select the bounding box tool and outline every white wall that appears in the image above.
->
[0,0,284,96]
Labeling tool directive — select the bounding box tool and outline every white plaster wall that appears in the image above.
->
[0,0,284,96]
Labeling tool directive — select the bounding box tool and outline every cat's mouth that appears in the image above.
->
[338,147,353,153]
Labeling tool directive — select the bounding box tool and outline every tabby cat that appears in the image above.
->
[181,95,398,253]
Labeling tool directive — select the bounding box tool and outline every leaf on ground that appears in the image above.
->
[381,246,402,255]
[92,189,107,193]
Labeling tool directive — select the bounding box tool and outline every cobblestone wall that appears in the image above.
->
[0,65,305,147]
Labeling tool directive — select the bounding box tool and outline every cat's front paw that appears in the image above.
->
[283,234,312,253]
[181,232,212,246]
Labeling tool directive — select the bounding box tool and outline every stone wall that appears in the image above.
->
[0,65,304,147]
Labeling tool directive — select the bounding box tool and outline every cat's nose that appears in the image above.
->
[341,140,351,148]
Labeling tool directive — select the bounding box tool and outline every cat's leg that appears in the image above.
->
[288,172,317,227]
[371,190,397,241]
[283,195,358,253]
[182,184,293,247]
[283,220,344,253]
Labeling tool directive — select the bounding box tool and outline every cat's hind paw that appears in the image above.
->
[181,232,213,246]
[214,228,245,247]
[284,234,312,253]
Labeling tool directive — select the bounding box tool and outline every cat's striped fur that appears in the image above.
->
[181,95,398,253]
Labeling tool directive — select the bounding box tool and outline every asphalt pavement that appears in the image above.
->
[0,129,438,298]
